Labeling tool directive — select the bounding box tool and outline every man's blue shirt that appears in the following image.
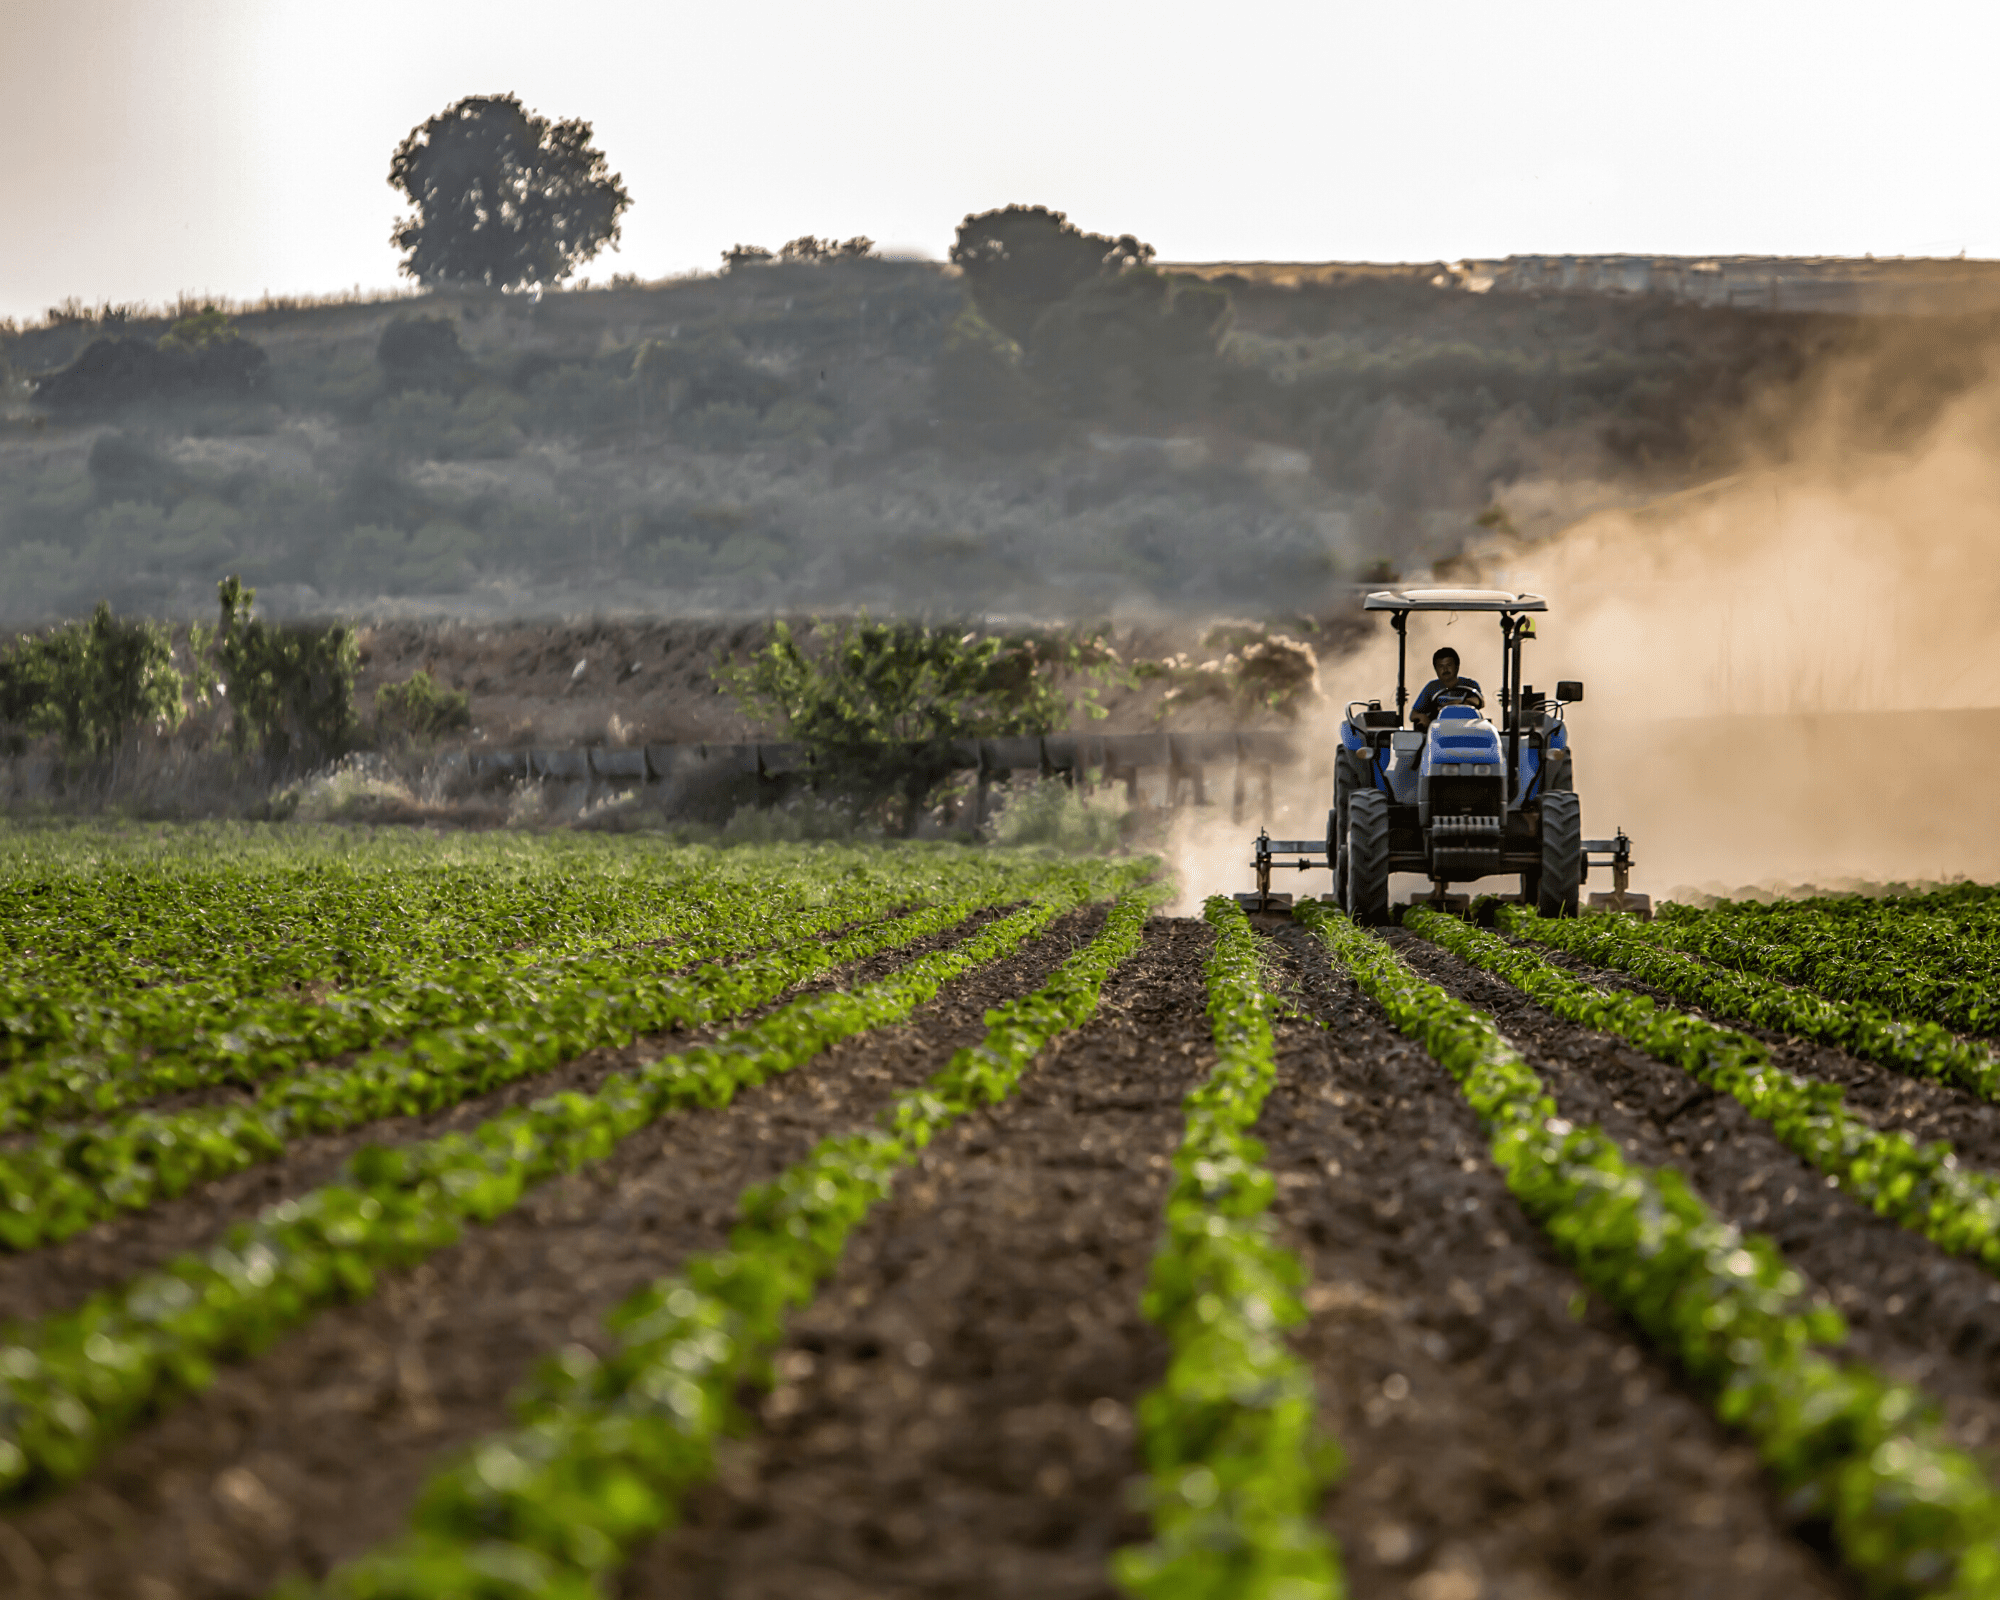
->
[1413,676,1483,719]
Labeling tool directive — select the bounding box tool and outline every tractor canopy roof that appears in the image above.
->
[1363,587,1547,613]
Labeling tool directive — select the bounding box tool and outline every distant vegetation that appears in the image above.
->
[388,94,632,290]
[2,96,1974,626]
[0,577,357,779]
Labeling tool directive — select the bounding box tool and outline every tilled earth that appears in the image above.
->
[7,911,1996,1599]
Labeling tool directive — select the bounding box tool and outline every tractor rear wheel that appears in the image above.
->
[1345,790,1391,925]
[1538,791,1582,917]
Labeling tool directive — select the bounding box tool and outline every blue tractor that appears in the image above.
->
[1241,588,1643,922]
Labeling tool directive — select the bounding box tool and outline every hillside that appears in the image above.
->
[2,252,1983,628]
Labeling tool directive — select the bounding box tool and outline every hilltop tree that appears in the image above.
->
[388,94,632,289]
[948,206,1153,345]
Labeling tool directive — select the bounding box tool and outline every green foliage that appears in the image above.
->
[1651,888,2000,1037]
[155,304,239,355]
[0,601,184,761]
[389,93,632,289]
[1499,904,2000,1101]
[776,235,877,263]
[0,851,1151,1510]
[932,306,1047,437]
[315,888,1151,1596]
[717,617,1122,826]
[1300,901,2000,1599]
[212,575,360,767]
[1428,909,2000,1277]
[949,205,1153,346]
[1115,897,1344,1599]
[374,669,471,742]
[0,880,984,1248]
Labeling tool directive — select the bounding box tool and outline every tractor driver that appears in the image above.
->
[1411,647,1484,732]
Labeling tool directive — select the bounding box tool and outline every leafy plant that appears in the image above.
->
[1429,909,2000,1277]
[311,891,1153,1597]
[0,874,1152,1507]
[211,575,360,769]
[389,93,632,289]
[1496,904,2000,1102]
[717,616,1122,829]
[1650,892,2000,1038]
[0,864,1124,1247]
[374,669,471,742]
[1298,901,2000,1598]
[0,601,184,765]
[1115,896,1345,1599]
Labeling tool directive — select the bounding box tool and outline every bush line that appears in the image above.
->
[0,863,1151,1503]
[0,864,1093,1249]
[1113,896,1344,1600]
[305,891,1156,1598]
[1297,900,2000,1600]
[1498,905,2000,1103]
[1415,908,2000,1276]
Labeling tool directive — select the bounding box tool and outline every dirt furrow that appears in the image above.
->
[1389,929,2000,1461]
[1268,923,1853,1600]
[623,918,1213,1600]
[0,906,1100,1600]
[0,904,1023,1328]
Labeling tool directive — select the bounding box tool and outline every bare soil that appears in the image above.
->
[629,919,1214,1600]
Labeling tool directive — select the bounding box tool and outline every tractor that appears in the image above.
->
[1239,587,1647,921]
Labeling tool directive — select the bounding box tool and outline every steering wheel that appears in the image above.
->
[1433,686,1480,707]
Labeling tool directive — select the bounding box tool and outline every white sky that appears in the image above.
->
[3,0,1997,322]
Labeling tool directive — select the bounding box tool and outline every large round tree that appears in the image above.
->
[388,94,632,289]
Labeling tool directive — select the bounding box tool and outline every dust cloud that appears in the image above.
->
[1173,331,2000,908]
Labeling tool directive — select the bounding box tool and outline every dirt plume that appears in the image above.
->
[1282,324,2000,900]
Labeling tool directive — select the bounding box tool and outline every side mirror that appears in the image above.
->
[1557,679,1584,703]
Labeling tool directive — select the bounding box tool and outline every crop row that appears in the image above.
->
[1498,905,2000,1102]
[1654,894,2000,1037]
[307,892,1157,1598]
[1415,910,2000,1278]
[1113,896,1342,1599]
[0,869,895,1132]
[0,865,1154,1502]
[0,833,766,996]
[0,857,1109,1249]
[0,864,761,1057]
[0,840,1001,1094]
[1296,901,2000,1598]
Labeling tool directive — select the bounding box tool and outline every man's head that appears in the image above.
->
[1433,647,1460,685]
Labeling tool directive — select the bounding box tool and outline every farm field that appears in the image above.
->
[2,828,2000,1597]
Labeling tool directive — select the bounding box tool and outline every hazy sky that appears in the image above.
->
[4,0,1997,322]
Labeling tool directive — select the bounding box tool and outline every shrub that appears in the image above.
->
[375,669,471,742]
[717,617,1121,831]
[212,576,360,769]
[0,601,184,762]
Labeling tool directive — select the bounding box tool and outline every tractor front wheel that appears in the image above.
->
[1345,790,1391,925]
[1538,792,1582,917]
